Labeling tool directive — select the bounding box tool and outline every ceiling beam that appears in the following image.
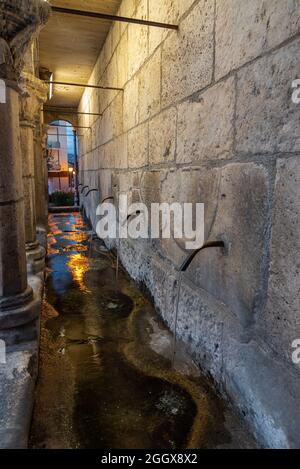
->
[51,6,179,30]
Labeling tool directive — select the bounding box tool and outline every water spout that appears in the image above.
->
[179,241,225,272]
[172,240,225,368]
[85,188,99,197]
[81,186,89,194]
[101,196,114,204]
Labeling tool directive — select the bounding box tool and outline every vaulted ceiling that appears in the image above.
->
[39,0,122,108]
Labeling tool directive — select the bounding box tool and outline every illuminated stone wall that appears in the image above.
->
[78,0,300,448]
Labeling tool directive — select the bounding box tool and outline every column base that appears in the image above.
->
[26,241,46,274]
[0,287,40,346]
[36,225,47,251]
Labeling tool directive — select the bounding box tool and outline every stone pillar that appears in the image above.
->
[19,83,46,273]
[0,0,50,344]
[34,117,48,249]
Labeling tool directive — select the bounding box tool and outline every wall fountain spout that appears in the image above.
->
[81,185,89,194]
[172,239,226,368]
[85,188,99,197]
[179,240,225,272]
[101,196,114,204]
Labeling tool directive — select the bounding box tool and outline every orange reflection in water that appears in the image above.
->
[67,253,91,293]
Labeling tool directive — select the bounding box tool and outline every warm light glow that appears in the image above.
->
[67,253,90,293]
[49,73,54,100]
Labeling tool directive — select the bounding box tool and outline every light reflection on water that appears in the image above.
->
[67,253,91,294]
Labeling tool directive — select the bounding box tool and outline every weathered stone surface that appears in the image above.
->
[162,0,214,107]
[140,169,163,206]
[0,346,38,448]
[127,0,148,79]
[166,166,220,225]
[0,88,23,203]
[149,0,197,56]
[0,0,50,79]
[148,0,179,56]
[138,48,161,122]
[20,125,36,244]
[128,122,149,168]
[225,340,300,448]
[118,0,139,35]
[78,0,300,450]
[116,32,128,88]
[260,157,300,364]
[236,39,300,154]
[149,107,176,165]
[0,201,28,297]
[123,74,139,132]
[177,77,235,163]
[173,279,229,381]
[216,0,300,80]
[100,93,123,144]
[114,134,128,169]
[186,163,270,330]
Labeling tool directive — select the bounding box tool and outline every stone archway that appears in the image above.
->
[46,119,79,204]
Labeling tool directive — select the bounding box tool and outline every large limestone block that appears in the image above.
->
[128,122,149,168]
[138,48,161,122]
[149,107,177,165]
[236,38,300,154]
[177,77,235,163]
[100,93,123,144]
[116,32,128,89]
[260,157,300,364]
[119,0,139,35]
[114,134,128,169]
[216,0,300,80]
[162,0,214,107]
[148,0,196,55]
[123,74,139,132]
[140,169,163,207]
[158,166,221,273]
[127,0,148,79]
[176,163,270,330]
[148,0,180,55]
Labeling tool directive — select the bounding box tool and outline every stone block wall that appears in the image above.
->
[78,0,300,448]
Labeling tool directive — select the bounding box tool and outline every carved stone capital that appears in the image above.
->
[0,0,51,80]
[19,72,48,124]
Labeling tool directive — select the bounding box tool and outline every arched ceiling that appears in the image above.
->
[39,0,122,108]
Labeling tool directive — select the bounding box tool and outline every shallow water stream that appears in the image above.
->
[29,213,256,449]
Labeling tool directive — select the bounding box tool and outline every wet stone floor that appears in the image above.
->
[29,213,257,449]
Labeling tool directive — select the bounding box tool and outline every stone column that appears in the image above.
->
[19,80,46,273]
[34,116,49,249]
[0,0,50,344]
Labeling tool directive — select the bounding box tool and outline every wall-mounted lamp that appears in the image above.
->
[49,73,54,100]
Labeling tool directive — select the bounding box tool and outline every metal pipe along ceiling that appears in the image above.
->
[51,6,179,30]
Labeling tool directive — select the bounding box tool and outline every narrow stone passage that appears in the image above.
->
[29,213,256,449]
